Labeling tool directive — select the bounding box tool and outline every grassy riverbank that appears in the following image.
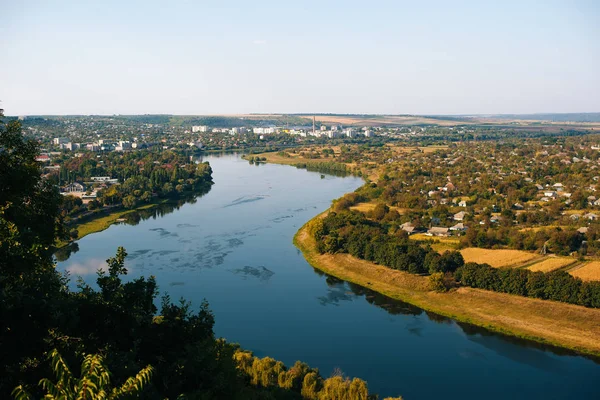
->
[56,200,173,249]
[294,212,600,357]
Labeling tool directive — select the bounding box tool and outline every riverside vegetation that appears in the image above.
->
[0,112,402,399]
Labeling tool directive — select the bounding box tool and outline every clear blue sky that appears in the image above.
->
[1,0,599,115]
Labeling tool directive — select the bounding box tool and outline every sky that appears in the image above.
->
[1,0,599,115]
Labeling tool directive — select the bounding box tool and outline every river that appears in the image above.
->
[56,153,600,399]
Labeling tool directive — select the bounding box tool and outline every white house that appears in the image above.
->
[63,182,85,193]
[450,223,467,232]
[453,211,467,221]
[427,227,450,237]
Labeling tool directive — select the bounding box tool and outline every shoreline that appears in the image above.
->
[55,198,185,250]
[294,211,600,358]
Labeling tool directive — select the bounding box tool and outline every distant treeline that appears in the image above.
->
[489,113,600,123]
[312,210,600,309]
[295,161,350,176]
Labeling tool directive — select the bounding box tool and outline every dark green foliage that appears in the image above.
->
[0,115,70,396]
[455,263,600,307]
[315,211,433,274]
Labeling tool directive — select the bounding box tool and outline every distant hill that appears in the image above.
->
[481,113,600,123]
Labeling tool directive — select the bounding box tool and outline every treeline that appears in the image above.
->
[456,263,600,308]
[460,225,585,256]
[313,210,600,309]
[235,350,400,400]
[58,151,214,211]
[98,160,212,209]
[295,161,350,175]
[312,211,463,275]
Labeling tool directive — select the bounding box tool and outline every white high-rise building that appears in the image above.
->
[192,126,209,133]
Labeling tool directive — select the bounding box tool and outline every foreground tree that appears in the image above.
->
[12,349,153,400]
[0,109,69,396]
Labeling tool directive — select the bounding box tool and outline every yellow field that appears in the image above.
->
[527,257,575,272]
[386,144,449,154]
[570,262,600,281]
[349,201,406,214]
[460,248,539,268]
[409,233,459,253]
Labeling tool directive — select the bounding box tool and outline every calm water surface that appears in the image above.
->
[57,154,600,399]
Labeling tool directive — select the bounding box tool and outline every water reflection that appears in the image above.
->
[313,268,600,364]
[56,186,212,262]
[54,242,80,262]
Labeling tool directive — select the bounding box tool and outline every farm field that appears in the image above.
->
[570,262,600,281]
[409,233,459,253]
[349,201,407,215]
[527,257,576,272]
[460,247,540,268]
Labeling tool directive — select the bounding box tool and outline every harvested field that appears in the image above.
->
[460,248,539,268]
[349,202,406,214]
[527,257,575,272]
[409,233,459,253]
[570,262,600,281]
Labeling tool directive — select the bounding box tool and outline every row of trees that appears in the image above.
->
[312,211,464,275]
[234,351,401,400]
[459,225,585,256]
[455,263,600,308]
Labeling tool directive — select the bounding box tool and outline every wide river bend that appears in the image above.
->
[57,154,600,399]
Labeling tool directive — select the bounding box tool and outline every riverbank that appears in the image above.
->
[294,212,600,357]
[55,199,176,249]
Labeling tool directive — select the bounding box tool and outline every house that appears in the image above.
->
[490,216,500,224]
[400,222,414,234]
[91,176,112,182]
[450,223,467,232]
[458,200,467,207]
[513,203,524,210]
[63,182,85,193]
[453,211,466,221]
[577,227,589,234]
[427,227,450,237]
[544,191,557,198]
[584,213,598,221]
[570,214,582,221]
[35,154,50,162]
[594,199,600,207]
